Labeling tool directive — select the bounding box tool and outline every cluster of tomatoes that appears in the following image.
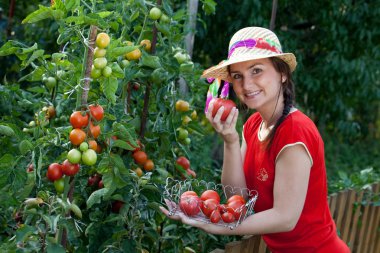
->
[132,147,155,176]
[175,99,197,146]
[46,104,104,192]
[179,189,247,224]
[91,32,112,79]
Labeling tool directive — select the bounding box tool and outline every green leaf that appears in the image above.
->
[0,125,15,137]
[86,188,109,209]
[15,225,35,243]
[112,140,135,151]
[107,46,138,59]
[97,11,113,18]
[141,54,161,69]
[22,5,53,24]
[102,77,118,104]
[27,86,46,93]
[0,154,14,168]
[110,62,124,79]
[130,11,139,22]
[201,0,217,15]
[19,66,45,82]
[46,242,66,253]
[19,140,34,155]
[22,49,44,70]
[65,0,80,11]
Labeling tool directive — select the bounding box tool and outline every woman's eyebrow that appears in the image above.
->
[230,63,264,74]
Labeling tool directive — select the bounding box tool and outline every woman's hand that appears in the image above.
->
[206,101,239,144]
[159,200,233,235]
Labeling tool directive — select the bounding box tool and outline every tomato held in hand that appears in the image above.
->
[176,156,190,170]
[221,211,235,223]
[89,104,104,121]
[210,209,222,223]
[62,159,80,176]
[200,190,220,203]
[70,111,89,129]
[47,163,63,181]
[200,198,218,217]
[227,195,246,205]
[179,195,201,217]
[211,98,237,121]
[228,200,247,221]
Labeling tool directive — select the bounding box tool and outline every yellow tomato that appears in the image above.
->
[125,48,142,61]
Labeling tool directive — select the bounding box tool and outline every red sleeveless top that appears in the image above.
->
[243,110,348,252]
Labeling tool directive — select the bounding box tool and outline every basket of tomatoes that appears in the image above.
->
[163,178,258,229]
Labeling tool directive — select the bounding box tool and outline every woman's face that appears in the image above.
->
[229,58,285,111]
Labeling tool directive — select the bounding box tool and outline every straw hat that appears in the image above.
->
[201,27,297,81]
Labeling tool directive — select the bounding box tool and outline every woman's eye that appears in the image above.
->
[232,73,241,79]
[251,68,262,74]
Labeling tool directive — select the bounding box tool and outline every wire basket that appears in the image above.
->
[163,178,258,230]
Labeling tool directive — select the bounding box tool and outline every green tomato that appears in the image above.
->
[184,137,191,145]
[94,47,107,58]
[54,178,65,193]
[178,128,188,140]
[79,142,89,152]
[180,62,194,73]
[56,70,66,79]
[67,149,81,164]
[160,14,170,23]
[91,66,102,79]
[45,77,57,89]
[93,57,107,69]
[121,59,130,68]
[82,149,97,166]
[174,52,188,64]
[102,66,112,77]
[149,7,162,20]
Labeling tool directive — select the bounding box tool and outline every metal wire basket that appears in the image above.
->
[163,177,258,230]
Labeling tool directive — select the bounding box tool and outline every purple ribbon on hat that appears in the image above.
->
[228,39,257,58]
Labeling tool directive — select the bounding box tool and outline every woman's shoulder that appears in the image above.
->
[244,111,262,129]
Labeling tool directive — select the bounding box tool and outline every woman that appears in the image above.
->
[161,27,350,252]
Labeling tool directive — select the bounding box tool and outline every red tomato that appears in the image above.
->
[46,163,63,181]
[200,190,220,203]
[89,122,101,139]
[221,211,235,223]
[211,98,236,121]
[89,104,104,121]
[210,209,221,223]
[88,174,101,186]
[98,180,104,188]
[200,198,218,217]
[181,191,198,198]
[70,111,89,128]
[186,168,196,178]
[228,200,247,221]
[227,195,246,205]
[62,159,80,176]
[112,200,124,213]
[176,156,190,170]
[179,195,201,217]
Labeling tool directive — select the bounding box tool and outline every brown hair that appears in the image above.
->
[263,57,295,149]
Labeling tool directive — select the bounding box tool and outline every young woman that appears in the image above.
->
[161,27,350,253]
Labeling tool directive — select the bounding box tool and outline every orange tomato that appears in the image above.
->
[88,139,98,151]
[144,159,154,171]
[133,151,148,165]
[125,48,142,61]
[89,122,101,139]
[69,128,86,146]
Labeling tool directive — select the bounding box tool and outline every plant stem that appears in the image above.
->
[139,0,162,138]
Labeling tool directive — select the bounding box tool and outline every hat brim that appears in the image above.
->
[202,53,297,82]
